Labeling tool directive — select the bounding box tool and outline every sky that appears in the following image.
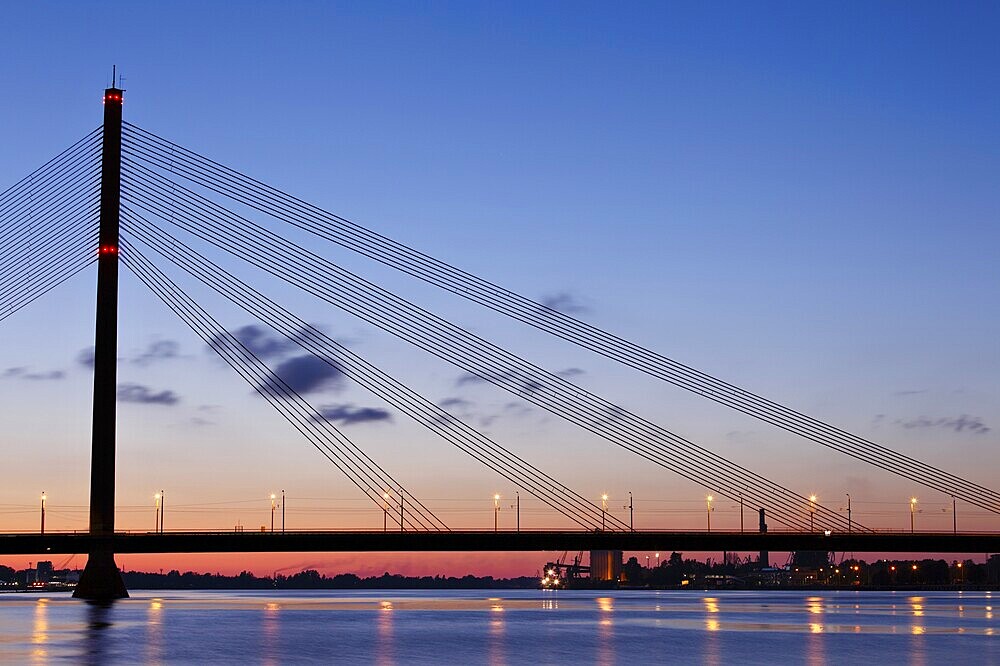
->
[0,2,998,576]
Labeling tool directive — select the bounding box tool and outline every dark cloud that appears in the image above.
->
[539,292,588,315]
[557,367,585,380]
[2,367,65,381]
[132,340,181,366]
[897,415,990,435]
[221,325,298,360]
[117,383,180,405]
[76,347,95,368]
[315,403,392,426]
[893,389,927,397]
[265,354,345,395]
[76,347,94,370]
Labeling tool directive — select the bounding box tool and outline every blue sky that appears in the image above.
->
[0,2,998,570]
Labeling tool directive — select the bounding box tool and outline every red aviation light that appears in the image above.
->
[99,245,119,256]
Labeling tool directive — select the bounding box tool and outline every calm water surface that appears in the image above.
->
[0,589,996,664]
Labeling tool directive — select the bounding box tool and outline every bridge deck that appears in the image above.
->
[1,531,996,555]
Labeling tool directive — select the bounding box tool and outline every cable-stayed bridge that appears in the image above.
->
[1,87,997,599]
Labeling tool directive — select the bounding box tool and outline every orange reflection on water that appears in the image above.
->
[31,598,49,664]
[909,596,925,617]
[489,597,506,666]
[375,599,394,666]
[596,597,614,666]
[261,600,281,666]
[146,597,164,663]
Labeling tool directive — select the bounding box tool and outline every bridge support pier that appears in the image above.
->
[74,549,128,600]
[73,84,128,601]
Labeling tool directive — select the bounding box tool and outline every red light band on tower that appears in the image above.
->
[99,245,118,256]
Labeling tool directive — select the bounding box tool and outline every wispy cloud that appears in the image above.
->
[539,292,588,315]
[217,324,297,360]
[315,404,392,426]
[892,389,927,397]
[2,367,65,381]
[557,367,585,380]
[131,340,181,366]
[118,383,180,405]
[76,347,95,369]
[439,397,473,410]
[896,414,990,435]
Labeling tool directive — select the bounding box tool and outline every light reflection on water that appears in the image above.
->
[0,590,996,664]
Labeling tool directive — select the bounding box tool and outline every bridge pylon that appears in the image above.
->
[73,85,128,600]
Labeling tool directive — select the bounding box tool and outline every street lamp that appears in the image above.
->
[160,490,165,532]
[516,491,520,533]
[808,495,817,532]
[706,496,713,532]
[40,492,46,535]
[910,497,918,533]
[601,494,609,531]
[846,493,852,533]
[739,492,744,533]
[494,494,501,532]
[627,491,634,532]
[383,491,391,532]
[270,493,277,533]
[655,552,660,567]
[281,489,285,533]
[154,493,161,533]
[952,496,957,534]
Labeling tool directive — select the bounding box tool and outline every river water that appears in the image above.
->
[0,589,995,664]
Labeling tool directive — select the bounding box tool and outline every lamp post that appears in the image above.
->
[160,490,165,533]
[808,495,817,532]
[281,490,285,533]
[910,497,918,533]
[270,493,277,533]
[846,493,852,533]
[627,491,634,532]
[706,496,713,532]
[516,491,520,533]
[154,493,161,533]
[383,491,390,532]
[494,494,501,532]
[601,494,609,531]
[40,492,46,535]
[739,492,744,533]
[952,496,957,534]
[655,552,660,567]
[399,488,404,532]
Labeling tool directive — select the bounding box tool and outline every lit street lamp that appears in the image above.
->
[910,497,918,533]
[282,489,285,533]
[270,493,277,533]
[494,494,501,532]
[154,493,161,533]
[40,492,46,535]
[808,495,817,532]
[383,491,391,532]
[655,552,660,567]
[706,496,713,532]
[601,494,609,531]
